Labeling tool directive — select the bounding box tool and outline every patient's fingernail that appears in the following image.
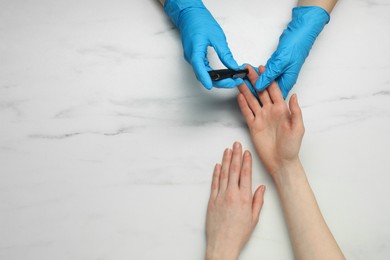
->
[225,148,232,156]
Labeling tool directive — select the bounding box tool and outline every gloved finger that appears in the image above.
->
[191,50,213,90]
[255,51,289,91]
[213,78,240,89]
[276,70,298,99]
[212,40,239,70]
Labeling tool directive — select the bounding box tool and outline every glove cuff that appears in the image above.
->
[164,0,205,28]
[291,6,330,34]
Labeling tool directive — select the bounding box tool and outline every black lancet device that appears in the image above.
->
[208,69,249,81]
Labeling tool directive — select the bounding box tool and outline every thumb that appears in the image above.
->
[252,185,266,224]
[289,94,304,130]
[191,50,213,90]
[255,51,288,91]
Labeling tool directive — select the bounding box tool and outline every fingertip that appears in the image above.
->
[255,185,265,202]
[245,65,257,75]
[258,65,266,74]
[290,93,300,109]
[289,93,295,106]
[294,93,299,106]
[226,148,232,156]
[245,64,253,71]
[243,150,252,166]
[233,141,241,150]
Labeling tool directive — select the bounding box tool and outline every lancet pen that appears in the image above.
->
[208,69,249,81]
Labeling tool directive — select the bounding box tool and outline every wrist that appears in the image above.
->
[272,158,306,189]
[205,244,239,260]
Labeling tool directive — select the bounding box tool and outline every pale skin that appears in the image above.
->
[160,0,342,258]
[159,0,337,14]
[236,65,345,260]
[207,66,345,260]
[205,142,266,260]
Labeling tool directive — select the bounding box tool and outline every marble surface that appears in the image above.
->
[1,0,390,259]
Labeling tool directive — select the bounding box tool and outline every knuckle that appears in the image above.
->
[273,103,287,115]
[220,171,228,179]
[230,165,240,175]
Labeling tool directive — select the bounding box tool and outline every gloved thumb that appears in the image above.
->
[191,48,213,90]
[255,53,288,91]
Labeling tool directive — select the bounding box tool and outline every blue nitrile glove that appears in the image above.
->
[164,0,243,90]
[255,6,330,98]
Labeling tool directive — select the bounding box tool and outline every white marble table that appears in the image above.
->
[1,0,389,259]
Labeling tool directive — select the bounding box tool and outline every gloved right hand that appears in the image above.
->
[164,0,243,90]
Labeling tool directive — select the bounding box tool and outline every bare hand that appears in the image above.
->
[206,142,265,260]
[237,65,305,179]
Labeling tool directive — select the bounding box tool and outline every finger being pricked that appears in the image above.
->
[237,65,259,96]
[237,65,262,115]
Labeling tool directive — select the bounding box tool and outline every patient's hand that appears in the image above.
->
[206,142,265,260]
[237,66,305,179]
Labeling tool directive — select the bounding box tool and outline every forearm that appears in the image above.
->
[274,160,345,260]
[298,0,337,13]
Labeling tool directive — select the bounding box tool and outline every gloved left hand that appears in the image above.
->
[164,0,243,90]
[255,6,330,98]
